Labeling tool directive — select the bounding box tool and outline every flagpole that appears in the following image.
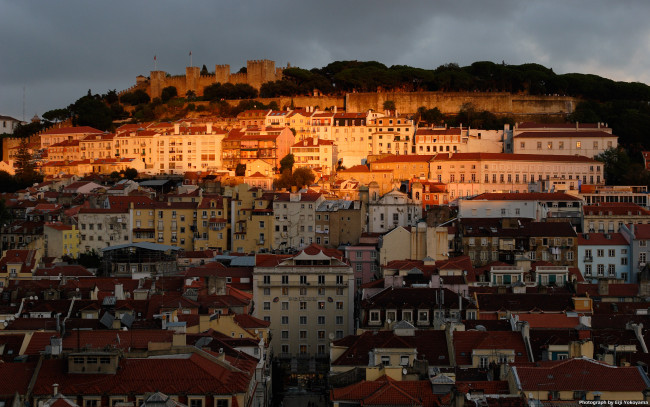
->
[189,51,192,67]
[154,55,157,70]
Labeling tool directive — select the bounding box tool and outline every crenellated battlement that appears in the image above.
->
[139,60,284,99]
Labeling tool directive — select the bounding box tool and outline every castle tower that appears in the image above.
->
[149,71,167,99]
[186,66,201,96]
[247,59,276,90]
[215,64,230,84]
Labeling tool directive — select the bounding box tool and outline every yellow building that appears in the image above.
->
[0,249,40,287]
[194,194,230,251]
[291,138,337,175]
[44,222,80,259]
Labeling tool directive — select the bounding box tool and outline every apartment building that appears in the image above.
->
[252,245,354,375]
[370,154,433,181]
[40,126,104,149]
[221,126,294,171]
[315,199,366,247]
[414,126,504,155]
[510,122,617,158]
[583,202,650,234]
[78,208,130,253]
[272,192,325,250]
[429,153,604,200]
[332,112,371,167]
[229,185,274,253]
[291,137,337,175]
[366,114,415,156]
[367,189,422,234]
[577,232,631,283]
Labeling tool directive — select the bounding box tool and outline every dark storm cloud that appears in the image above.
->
[1,0,649,119]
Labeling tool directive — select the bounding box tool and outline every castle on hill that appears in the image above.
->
[135,59,287,99]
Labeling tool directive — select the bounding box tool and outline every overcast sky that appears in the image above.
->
[2,0,650,121]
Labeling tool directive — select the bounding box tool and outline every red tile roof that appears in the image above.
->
[577,232,629,246]
[453,331,529,365]
[61,330,174,351]
[32,352,252,397]
[42,126,104,135]
[584,202,650,216]
[470,192,582,201]
[514,313,580,329]
[0,361,36,396]
[515,130,615,138]
[372,155,435,164]
[513,357,648,392]
[433,152,598,163]
[330,377,439,406]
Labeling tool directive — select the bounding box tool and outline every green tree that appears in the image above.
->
[120,89,150,106]
[161,86,178,103]
[596,147,632,185]
[123,168,138,180]
[383,100,396,111]
[186,90,197,101]
[292,167,315,188]
[42,108,70,123]
[201,64,209,75]
[110,171,121,180]
[279,154,294,173]
[235,164,246,176]
[70,92,113,130]
[14,139,41,187]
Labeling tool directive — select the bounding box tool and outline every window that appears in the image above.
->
[318,316,325,325]
[402,310,412,322]
[336,316,343,324]
[479,356,489,369]
[597,264,604,276]
[400,356,409,366]
[299,330,307,339]
[300,301,307,310]
[281,316,289,324]
[336,301,344,310]
[300,316,307,325]
[318,275,325,284]
[336,275,344,285]
[300,275,307,285]
[263,302,270,310]
[585,264,592,276]
[215,399,229,407]
[597,249,604,257]
[318,330,326,339]
[608,264,615,275]
[282,275,289,284]
[189,399,204,407]
[381,356,390,366]
[281,330,289,339]
[263,275,270,284]
[281,302,289,310]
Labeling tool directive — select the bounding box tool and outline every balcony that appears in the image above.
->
[584,256,593,263]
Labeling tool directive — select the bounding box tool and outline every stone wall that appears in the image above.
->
[345,92,578,115]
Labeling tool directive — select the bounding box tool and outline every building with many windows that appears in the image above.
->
[252,244,354,376]
[577,232,631,283]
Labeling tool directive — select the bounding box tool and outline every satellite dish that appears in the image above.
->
[328,333,335,340]
[387,319,391,325]
[402,368,407,375]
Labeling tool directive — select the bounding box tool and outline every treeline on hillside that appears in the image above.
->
[260,60,650,101]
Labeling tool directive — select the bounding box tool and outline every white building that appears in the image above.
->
[272,192,326,250]
[510,122,617,158]
[367,188,422,234]
[78,208,131,253]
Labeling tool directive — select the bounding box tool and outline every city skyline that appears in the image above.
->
[2,0,650,119]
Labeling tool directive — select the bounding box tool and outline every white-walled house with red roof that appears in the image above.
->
[620,223,650,284]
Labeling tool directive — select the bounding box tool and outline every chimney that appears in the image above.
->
[334,106,337,113]
[206,122,213,133]
[576,121,579,130]
[174,123,180,135]
[313,138,317,146]
[52,383,59,396]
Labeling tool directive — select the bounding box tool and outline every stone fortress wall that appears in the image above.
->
[145,59,286,99]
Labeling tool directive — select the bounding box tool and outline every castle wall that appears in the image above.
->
[345,92,577,115]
